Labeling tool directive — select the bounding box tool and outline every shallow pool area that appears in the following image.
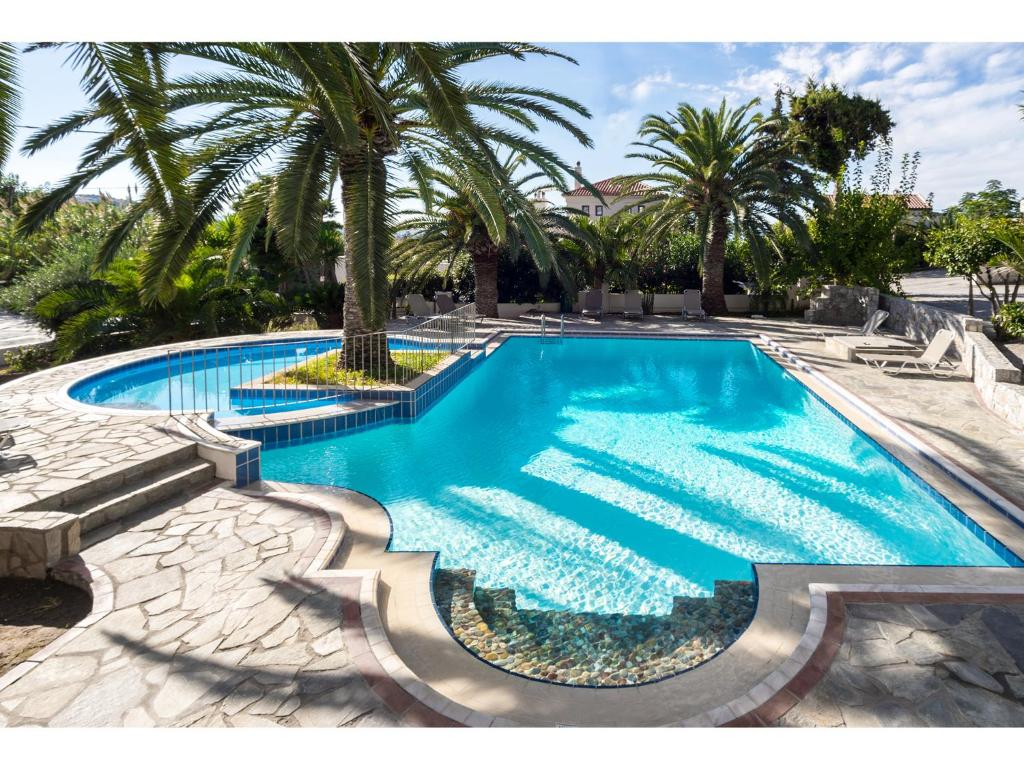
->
[260,337,1013,616]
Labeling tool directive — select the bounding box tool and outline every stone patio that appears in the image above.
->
[777,601,1024,727]
[0,484,400,727]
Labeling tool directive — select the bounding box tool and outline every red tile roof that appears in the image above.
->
[825,193,932,210]
[565,178,651,197]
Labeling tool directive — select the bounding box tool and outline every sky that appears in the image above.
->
[6,42,1024,211]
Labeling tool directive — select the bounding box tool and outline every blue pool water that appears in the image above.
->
[261,337,1011,615]
[69,337,437,416]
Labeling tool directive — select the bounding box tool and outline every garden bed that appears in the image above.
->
[0,578,92,677]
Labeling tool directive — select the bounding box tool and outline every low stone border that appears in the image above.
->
[717,583,1024,727]
[250,485,468,726]
[0,557,113,694]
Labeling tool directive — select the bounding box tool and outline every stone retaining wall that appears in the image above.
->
[880,294,984,358]
[805,285,879,326]
[967,331,1024,430]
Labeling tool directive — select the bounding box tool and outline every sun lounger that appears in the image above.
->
[623,290,643,320]
[434,292,456,314]
[581,289,603,319]
[682,289,706,320]
[405,293,436,319]
[857,329,957,375]
[816,309,890,339]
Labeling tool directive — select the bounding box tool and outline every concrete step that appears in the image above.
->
[65,459,216,532]
[56,444,200,510]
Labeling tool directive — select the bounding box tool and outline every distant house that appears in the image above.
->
[73,193,130,208]
[825,192,936,224]
[564,164,650,218]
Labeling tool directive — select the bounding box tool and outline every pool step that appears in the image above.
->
[63,458,216,532]
[18,443,203,514]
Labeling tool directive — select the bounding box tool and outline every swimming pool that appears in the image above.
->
[260,337,1015,615]
[68,336,442,417]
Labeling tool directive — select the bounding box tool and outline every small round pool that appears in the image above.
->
[68,336,440,416]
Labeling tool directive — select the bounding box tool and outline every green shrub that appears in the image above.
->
[994,303,1024,340]
[3,345,53,373]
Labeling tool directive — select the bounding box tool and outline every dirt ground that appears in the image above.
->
[0,578,92,677]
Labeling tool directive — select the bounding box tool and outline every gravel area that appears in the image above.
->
[0,577,92,676]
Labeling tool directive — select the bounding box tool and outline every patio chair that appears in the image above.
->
[682,289,706,320]
[405,293,436,319]
[434,292,456,314]
[581,289,604,319]
[816,309,890,339]
[623,290,643,320]
[857,329,958,376]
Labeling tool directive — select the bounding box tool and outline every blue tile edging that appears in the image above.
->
[223,349,487,453]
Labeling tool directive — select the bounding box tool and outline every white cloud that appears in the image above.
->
[719,42,737,55]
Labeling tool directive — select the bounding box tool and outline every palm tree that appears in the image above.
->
[625,99,820,315]
[161,43,590,344]
[558,213,641,293]
[20,43,592,365]
[392,151,587,317]
[17,43,190,265]
[0,43,19,171]
[33,250,282,362]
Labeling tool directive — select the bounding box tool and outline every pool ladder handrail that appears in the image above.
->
[539,313,564,344]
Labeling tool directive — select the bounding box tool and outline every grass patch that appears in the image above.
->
[275,349,448,388]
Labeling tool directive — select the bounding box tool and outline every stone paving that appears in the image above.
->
[777,602,1024,727]
[0,484,398,727]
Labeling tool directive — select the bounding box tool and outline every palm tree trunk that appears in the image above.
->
[701,212,729,316]
[339,147,391,371]
[468,224,500,318]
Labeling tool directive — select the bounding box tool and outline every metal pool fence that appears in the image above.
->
[163,303,478,415]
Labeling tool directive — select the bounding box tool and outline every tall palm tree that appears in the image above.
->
[392,151,588,316]
[161,43,591,344]
[0,43,19,171]
[625,99,820,315]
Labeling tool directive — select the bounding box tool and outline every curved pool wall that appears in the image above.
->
[258,336,1024,617]
[68,335,450,417]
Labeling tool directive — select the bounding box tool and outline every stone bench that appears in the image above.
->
[0,511,80,579]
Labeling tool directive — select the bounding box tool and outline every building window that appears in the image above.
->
[581,204,590,215]
[595,205,604,217]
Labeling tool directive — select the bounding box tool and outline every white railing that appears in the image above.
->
[163,303,477,416]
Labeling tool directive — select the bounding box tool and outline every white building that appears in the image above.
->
[564,164,650,218]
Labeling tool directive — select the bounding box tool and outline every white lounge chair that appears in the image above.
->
[405,293,436,319]
[581,289,603,319]
[857,329,958,375]
[816,309,890,339]
[623,290,643,320]
[434,292,456,314]
[682,289,706,320]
